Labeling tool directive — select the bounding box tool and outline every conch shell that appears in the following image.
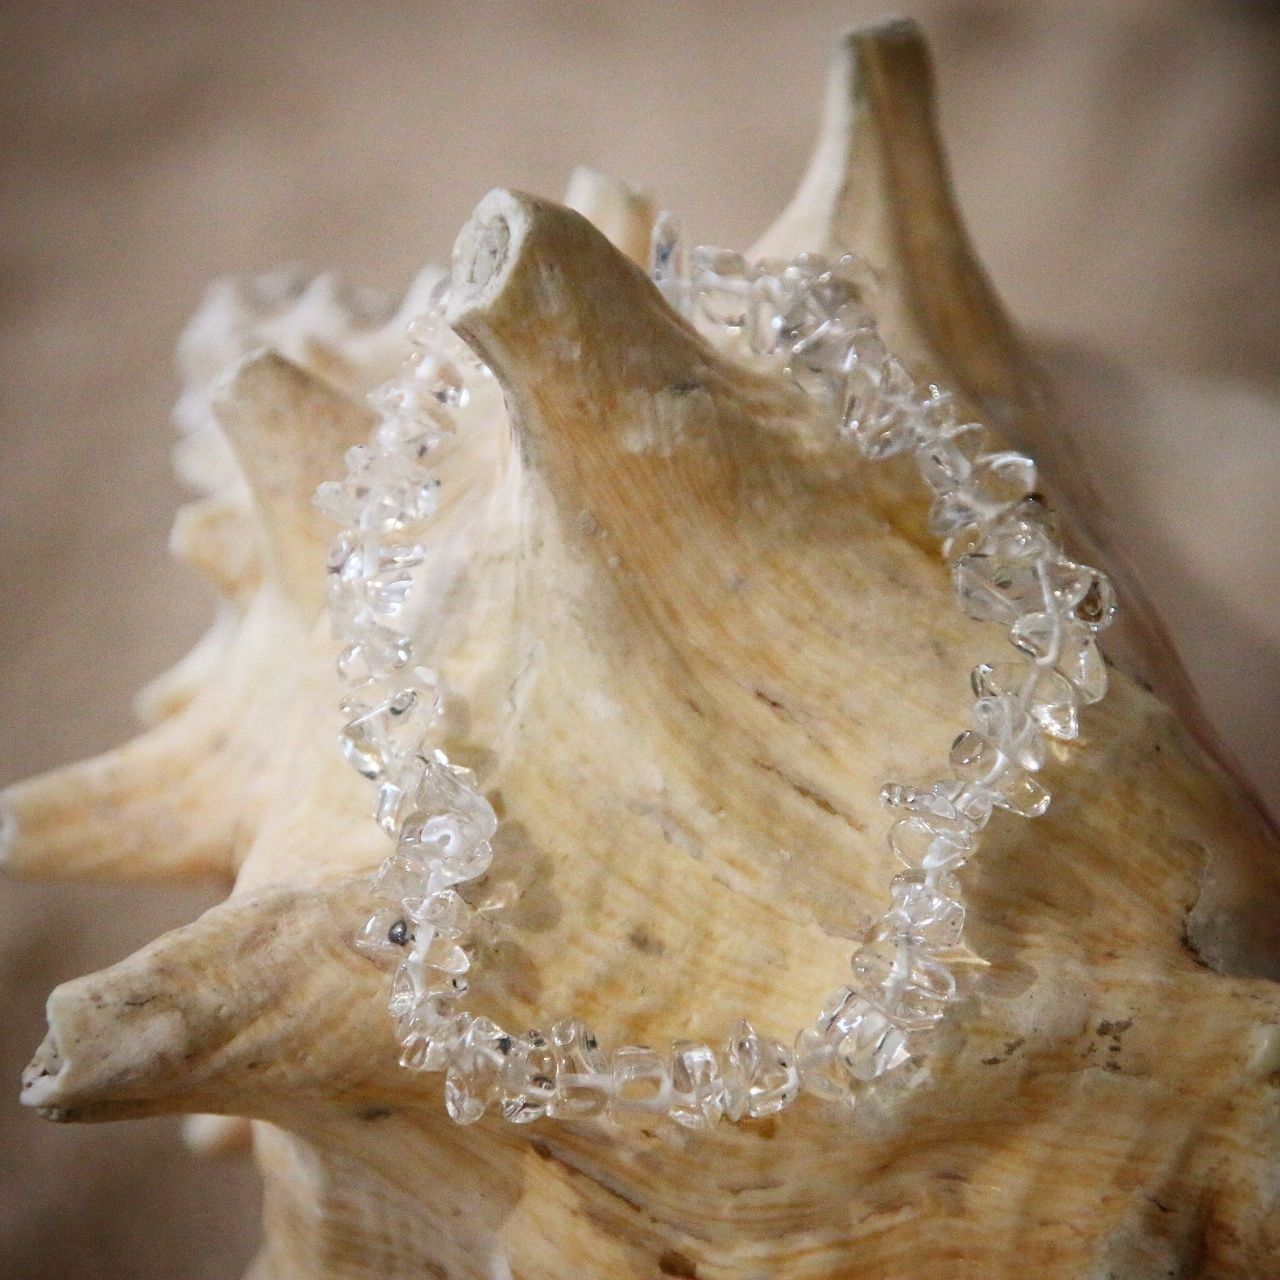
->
[8,19,1280,1279]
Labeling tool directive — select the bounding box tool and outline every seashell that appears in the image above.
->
[7,18,1280,1279]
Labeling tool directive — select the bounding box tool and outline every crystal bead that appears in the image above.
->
[387,964,421,1021]
[972,662,1079,741]
[398,1004,469,1072]
[847,941,956,1031]
[885,870,965,948]
[990,770,1051,818]
[833,1001,912,1081]
[609,1045,671,1116]
[953,551,1043,624]
[359,472,442,536]
[1056,625,1108,704]
[444,1017,512,1125]
[418,930,473,976]
[1009,609,1064,662]
[374,761,422,838]
[722,1020,799,1120]
[398,757,498,873]
[885,953,956,1030]
[650,212,687,311]
[881,780,988,832]
[691,246,749,330]
[794,1026,855,1104]
[338,690,429,781]
[1011,614,1108,704]
[916,433,976,493]
[499,1029,559,1123]
[746,269,786,356]
[669,1041,727,1129]
[970,450,1037,505]
[370,848,430,912]
[413,352,470,410]
[408,888,472,937]
[336,626,413,687]
[354,906,413,960]
[971,693,1046,771]
[548,1019,610,1118]
[889,813,973,872]
[842,355,923,458]
[850,937,901,992]
[373,405,449,459]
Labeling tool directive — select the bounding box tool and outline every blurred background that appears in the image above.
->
[1,1,1277,1276]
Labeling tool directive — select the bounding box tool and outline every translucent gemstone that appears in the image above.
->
[373,404,449,458]
[916,433,975,493]
[991,770,1051,818]
[418,930,472,976]
[548,1019,610,1118]
[338,690,429,781]
[374,765,420,838]
[746,271,784,357]
[370,848,430,912]
[889,813,973,872]
[847,940,956,1031]
[1056,626,1108,704]
[953,551,1043,624]
[722,1020,799,1120]
[499,1030,559,1124]
[929,488,988,540]
[387,965,421,1021]
[842,355,923,458]
[313,477,367,525]
[881,780,988,833]
[949,729,1002,783]
[669,1041,727,1129]
[399,1004,469,1073]
[972,662,1079,741]
[970,450,1037,505]
[413,352,470,410]
[409,888,473,938]
[398,757,498,872]
[886,953,957,1030]
[834,1002,912,1081]
[794,1026,855,1104]
[609,1045,671,1116]
[444,1017,512,1125]
[814,253,879,315]
[1011,614,1108,704]
[359,472,442,536]
[885,870,965,948]
[354,906,413,960]
[971,693,1046,771]
[336,625,413,687]
[690,246,749,329]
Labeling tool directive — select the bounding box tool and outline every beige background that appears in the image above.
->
[2,2,1278,1276]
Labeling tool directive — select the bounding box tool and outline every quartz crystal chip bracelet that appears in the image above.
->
[317,212,1117,1129]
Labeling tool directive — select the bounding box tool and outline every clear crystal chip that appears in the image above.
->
[669,1041,727,1129]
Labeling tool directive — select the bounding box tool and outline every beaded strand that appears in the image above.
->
[317,215,1116,1128]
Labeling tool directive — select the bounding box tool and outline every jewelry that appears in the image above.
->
[318,212,1116,1128]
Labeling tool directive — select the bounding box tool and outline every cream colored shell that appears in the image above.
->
[6,20,1280,1279]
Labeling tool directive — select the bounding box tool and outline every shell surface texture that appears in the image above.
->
[7,20,1280,1280]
